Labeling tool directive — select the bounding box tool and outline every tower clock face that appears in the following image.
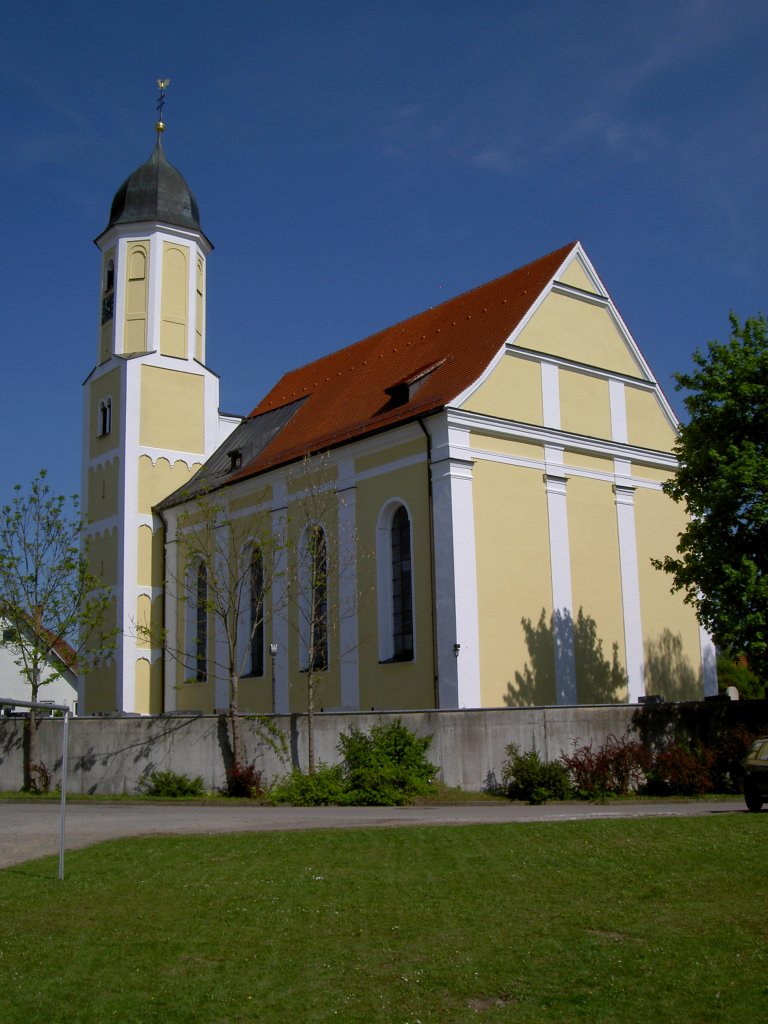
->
[101,292,114,325]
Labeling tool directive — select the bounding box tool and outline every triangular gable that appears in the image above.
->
[454,244,677,435]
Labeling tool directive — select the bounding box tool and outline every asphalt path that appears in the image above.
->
[0,797,747,871]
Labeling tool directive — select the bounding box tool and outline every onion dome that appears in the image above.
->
[104,135,203,235]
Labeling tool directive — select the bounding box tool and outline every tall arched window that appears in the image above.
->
[307,525,328,672]
[391,505,413,660]
[195,562,208,681]
[376,500,415,662]
[250,545,264,677]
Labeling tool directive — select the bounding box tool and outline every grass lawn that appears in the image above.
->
[1,817,765,1023]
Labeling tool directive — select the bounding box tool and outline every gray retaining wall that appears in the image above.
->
[1,702,765,795]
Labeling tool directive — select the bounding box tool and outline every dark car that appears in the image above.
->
[742,738,768,811]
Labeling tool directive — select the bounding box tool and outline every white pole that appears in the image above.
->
[58,710,70,881]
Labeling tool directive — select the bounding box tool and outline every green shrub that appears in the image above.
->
[138,770,204,798]
[501,744,572,803]
[269,764,345,806]
[338,719,438,805]
[268,720,438,806]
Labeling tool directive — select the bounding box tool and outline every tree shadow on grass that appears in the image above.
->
[504,607,627,706]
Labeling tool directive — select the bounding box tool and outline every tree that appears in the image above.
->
[654,314,767,679]
[0,471,113,789]
[146,488,278,784]
[283,455,363,774]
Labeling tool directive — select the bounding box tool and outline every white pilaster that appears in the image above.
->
[429,420,482,708]
[699,626,718,697]
[614,480,645,702]
[543,453,577,705]
[271,480,290,714]
[337,458,359,708]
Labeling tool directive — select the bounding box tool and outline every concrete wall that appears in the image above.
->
[1,702,764,795]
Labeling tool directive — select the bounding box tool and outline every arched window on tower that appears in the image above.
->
[249,545,264,677]
[98,397,112,437]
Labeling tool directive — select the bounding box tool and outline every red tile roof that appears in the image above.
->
[232,241,576,483]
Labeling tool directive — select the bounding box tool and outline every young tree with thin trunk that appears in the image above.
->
[147,489,279,781]
[283,455,363,774]
[0,471,113,790]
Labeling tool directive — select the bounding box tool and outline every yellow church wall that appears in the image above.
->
[559,369,612,439]
[566,476,628,702]
[625,386,677,452]
[88,527,118,586]
[81,597,118,714]
[135,594,162,652]
[563,451,613,474]
[461,353,543,425]
[88,368,121,459]
[138,454,202,514]
[160,242,188,358]
[124,242,148,354]
[87,460,120,523]
[137,523,164,586]
[355,458,435,710]
[634,487,703,700]
[631,464,673,484]
[516,292,641,376]
[139,367,205,452]
[134,657,163,715]
[230,482,273,515]
[354,437,425,475]
[559,260,598,293]
[472,459,553,707]
[470,433,544,462]
[195,258,204,362]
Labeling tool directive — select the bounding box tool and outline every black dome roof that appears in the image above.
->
[105,137,203,234]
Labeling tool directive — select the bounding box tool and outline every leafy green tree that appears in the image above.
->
[0,471,113,789]
[654,314,767,679]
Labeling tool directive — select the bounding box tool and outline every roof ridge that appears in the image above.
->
[261,240,577,389]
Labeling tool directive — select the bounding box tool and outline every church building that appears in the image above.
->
[81,123,716,716]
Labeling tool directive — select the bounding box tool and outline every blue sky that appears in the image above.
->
[1,0,766,500]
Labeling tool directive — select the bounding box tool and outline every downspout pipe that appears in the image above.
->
[416,417,440,709]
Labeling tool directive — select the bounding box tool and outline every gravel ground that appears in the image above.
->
[0,797,747,871]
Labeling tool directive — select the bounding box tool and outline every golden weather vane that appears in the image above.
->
[155,78,171,133]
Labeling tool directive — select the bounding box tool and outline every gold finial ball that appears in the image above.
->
[155,120,165,133]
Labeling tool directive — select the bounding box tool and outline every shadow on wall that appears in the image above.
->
[504,607,628,706]
[644,629,700,702]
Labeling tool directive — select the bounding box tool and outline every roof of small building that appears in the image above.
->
[162,240,577,506]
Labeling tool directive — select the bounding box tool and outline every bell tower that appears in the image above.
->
[81,86,239,714]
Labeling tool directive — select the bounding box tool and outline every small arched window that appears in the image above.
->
[98,398,112,437]
[391,505,413,660]
[101,258,115,324]
[195,562,208,682]
[250,545,264,677]
[306,525,328,672]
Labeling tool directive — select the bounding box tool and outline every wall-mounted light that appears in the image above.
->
[453,643,461,658]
